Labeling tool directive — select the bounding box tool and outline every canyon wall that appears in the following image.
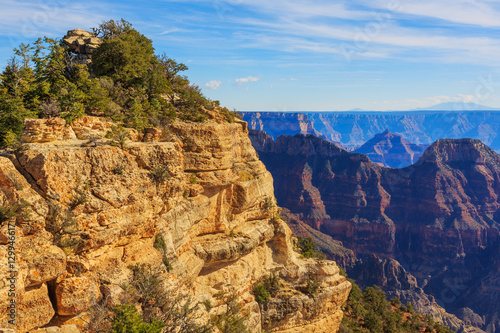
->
[0,116,350,332]
[250,130,500,332]
[242,111,500,151]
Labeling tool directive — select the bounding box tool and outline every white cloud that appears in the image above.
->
[365,0,500,27]
[235,76,260,84]
[205,80,222,90]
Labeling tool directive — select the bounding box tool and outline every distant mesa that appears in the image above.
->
[353,129,428,168]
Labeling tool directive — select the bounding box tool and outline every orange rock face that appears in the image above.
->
[0,116,350,332]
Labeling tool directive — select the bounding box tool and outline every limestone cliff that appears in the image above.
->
[249,131,500,332]
[0,115,350,332]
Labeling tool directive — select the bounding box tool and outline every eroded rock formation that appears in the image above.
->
[249,130,500,332]
[0,116,350,332]
[353,129,428,168]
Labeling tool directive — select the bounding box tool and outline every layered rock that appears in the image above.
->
[0,116,350,332]
[62,29,102,69]
[244,113,325,141]
[353,129,428,168]
[249,131,500,332]
[242,111,500,153]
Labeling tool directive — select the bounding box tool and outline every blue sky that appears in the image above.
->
[1,0,500,111]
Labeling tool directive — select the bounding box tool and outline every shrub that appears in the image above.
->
[0,200,29,224]
[69,189,87,209]
[3,130,28,153]
[305,276,320,296]
[112,166,124,175]
[153,233,173,272]
[106,125,130,149]
[253,272,280,304]
[296,236,326,260]
[213,292,250,333]
[150,165,170,184]
[189,173,197,184]
[262,197,274,210]
[253,284,270,304]
[112,304,165,333]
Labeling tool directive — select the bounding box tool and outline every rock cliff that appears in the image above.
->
[249,130,500,332]
[242,111,500,153]
[353,129,428,168]
[0,116,350,332]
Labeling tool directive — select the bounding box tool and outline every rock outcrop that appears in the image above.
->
[249,131,500,332]
[0,116,350,332]
[62,29,102,68]
[353,129,428,168]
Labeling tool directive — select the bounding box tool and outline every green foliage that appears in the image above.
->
[262,197,274,210]
[213,292,250,333]
[153,233,167,254]
[253,284,270,304]
[305,276,320,296]
[296,236,326,260]
[150,165,170,184]
[0,19,220,143]
[112,166,124,175]
[219,107,241,123]
[0,200,29,224]
[253,272,281,304]
[126,264,213,332]
[106,125,130,149]
[189,173,197,184]
[341,279,455,333]
[153,233,173,272]
[112,304,165,333]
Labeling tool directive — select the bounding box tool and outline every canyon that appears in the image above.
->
[249,129,500,332]
[242,111,500,152]
[0,114,351,332]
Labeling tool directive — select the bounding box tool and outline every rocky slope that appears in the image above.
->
[249,130,500,332]
[353,129,428,168]
[242,111,500,152]
[0,115,350,332]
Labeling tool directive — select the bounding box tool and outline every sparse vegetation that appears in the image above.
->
[304,276,320,296]
[213,292,250,333]
[153,233,172,272]
[0,19,220,148]
[0,200,29,224]
[69,188,88,209]
[112,166,124,175]
[112,304,165,333]
[189,173,197,184]
[105,125,130,149]
[340,278,455,333]
[263,197,275,210]
[253,272,281,304]
[150,165,170,184]
[296,236,326,260]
